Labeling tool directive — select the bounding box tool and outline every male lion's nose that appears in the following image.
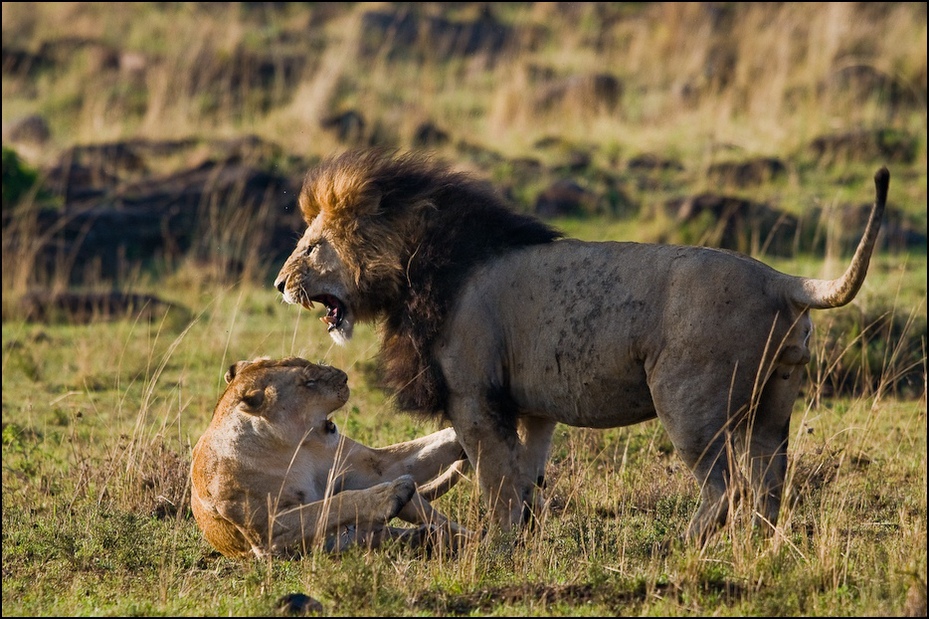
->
[275,279,285,293]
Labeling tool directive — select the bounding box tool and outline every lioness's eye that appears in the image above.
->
[304,243,316,256]
[241,389,264,409]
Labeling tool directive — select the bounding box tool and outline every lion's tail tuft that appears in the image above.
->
[789,167,889,310]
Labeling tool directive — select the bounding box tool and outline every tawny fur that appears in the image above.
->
[190,356,472,558]
[275,149,889,544]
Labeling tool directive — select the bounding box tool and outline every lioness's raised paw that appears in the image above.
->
[385,475,417,519]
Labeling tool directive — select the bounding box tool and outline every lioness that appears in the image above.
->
[274,149,889,544]
[190,356,472,558]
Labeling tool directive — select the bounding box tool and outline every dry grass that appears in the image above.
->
[1,2,926,616]
[2,3,926,164]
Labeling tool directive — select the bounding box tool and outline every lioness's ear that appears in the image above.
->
[225,360,251,384]
[225,357,272,383]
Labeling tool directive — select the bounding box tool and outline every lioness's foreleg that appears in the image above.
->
[364,427,468,489]
[416,458,470,502]
[333,428,475,543]
[254,476,417,556]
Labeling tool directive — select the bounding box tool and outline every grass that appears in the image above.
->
[2,267,926,616]
[2,2,926,616]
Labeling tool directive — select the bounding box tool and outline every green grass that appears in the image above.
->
[2,3,926,616]
[2,272,926,616]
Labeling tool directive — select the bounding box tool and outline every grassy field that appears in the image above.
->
[2,2,927,616]
[2,273,926,616]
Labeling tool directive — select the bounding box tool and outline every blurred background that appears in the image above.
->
[2,2,926,329]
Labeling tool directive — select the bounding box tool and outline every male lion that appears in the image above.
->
[274,149,889,544]
[190,356,472,558]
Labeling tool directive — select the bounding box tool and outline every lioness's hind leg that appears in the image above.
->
[384,523,474,553]
[261,476,417,556]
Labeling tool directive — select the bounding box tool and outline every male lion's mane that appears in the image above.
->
[300,149,562,417]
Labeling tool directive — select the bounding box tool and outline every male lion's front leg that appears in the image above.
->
[256,476,417,557]
[447,395,527,531]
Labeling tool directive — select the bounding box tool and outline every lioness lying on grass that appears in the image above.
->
[190,356,473,558]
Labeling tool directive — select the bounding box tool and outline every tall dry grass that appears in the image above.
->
[2,3,925,166]
[1,2,926,616]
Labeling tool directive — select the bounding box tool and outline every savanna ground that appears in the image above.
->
[2,3,927,616]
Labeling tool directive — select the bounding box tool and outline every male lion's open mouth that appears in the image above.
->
[307,294,345,332]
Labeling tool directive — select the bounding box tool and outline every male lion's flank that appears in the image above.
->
[275,148,889,545]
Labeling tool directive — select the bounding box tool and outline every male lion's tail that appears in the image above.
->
[787,167,889,310]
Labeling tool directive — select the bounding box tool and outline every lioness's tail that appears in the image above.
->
[789,167,889,310]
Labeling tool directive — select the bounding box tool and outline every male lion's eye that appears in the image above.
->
[304,379,317,388]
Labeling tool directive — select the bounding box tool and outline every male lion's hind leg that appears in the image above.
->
[682,441,732,546]
[676,384,795,547]
[649,378,739,546]
[744,360,803,536]
[518,416,558,528]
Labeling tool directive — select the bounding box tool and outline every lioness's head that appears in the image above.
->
[214,357,349,442]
